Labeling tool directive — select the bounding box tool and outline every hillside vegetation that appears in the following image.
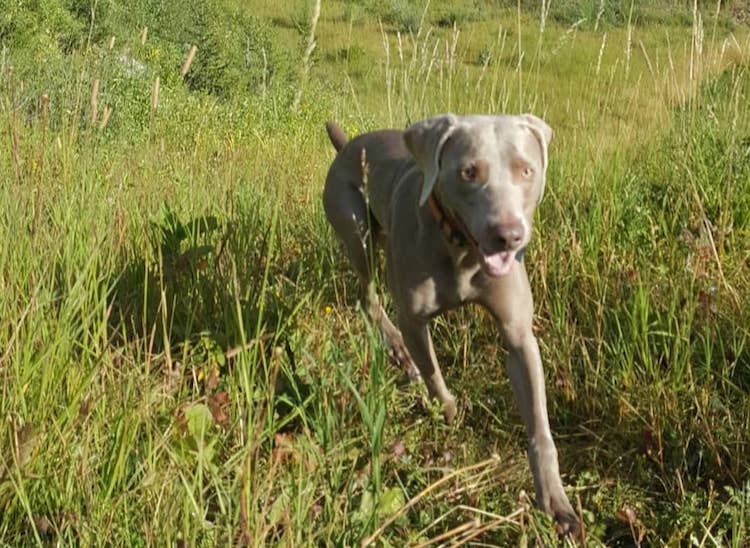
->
[1,0,749,545]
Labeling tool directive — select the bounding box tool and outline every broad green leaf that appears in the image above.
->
[185,403,214,440]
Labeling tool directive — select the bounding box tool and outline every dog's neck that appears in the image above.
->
[426,192,476,248]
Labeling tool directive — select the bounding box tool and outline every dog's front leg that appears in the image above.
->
[503,325,579,535]
[482,269,580,536]
[397,314,458,424]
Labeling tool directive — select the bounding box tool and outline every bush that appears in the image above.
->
[106,0,285,97]
[379,0,424,33]
[0,0,84,53]
[548,0,642,29]
[434,4,482,28]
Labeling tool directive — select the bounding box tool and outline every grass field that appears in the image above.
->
[1,0,750,545]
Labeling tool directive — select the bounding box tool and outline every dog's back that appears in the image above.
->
[324,123,416,233]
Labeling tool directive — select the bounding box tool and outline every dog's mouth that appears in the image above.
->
[478,248,518,277]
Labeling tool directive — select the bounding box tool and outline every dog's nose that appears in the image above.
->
[489,222,525,251]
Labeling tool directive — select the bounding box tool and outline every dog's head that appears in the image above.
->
[404,113,552,277]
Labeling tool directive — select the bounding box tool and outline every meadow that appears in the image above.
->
[1,0,749,545]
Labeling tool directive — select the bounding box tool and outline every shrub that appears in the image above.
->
[0,0,84,53]
[107,0,285,97]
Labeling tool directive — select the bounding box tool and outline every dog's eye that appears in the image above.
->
[513,162,534,181]
[460,164,477,182]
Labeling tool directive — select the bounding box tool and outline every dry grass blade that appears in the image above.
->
[576,492,587,544]
[361,455,501,547]
[151,77,160,112]
[412,518,479,548]
[181,45,197,77]
[414,506,526,547]
[448,510,525,546]
[99,106,112,130]
[224,333,274,360]
[292,0,321,111]
[89,79,99,125]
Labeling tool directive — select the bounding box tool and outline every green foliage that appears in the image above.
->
[549,0,640,28]
[107,0,291,96]
[182,403,218,465]
[547,0,742,29]
[434,2,483,28]
[371,0,425,32]
[0,0,84,52]
[1,0,298,142]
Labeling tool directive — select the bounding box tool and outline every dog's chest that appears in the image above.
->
[452,258,484,302]
[410,256,484,317]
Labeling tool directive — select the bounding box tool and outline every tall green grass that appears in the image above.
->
[1,0,749,545]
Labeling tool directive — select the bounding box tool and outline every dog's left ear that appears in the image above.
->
[404,114,458,206]
[520,114,552,203]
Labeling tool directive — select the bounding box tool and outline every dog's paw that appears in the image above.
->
[442,397,458,424]
[403,361,421,383]
[551,497,581,541]
[385,337,420,380]
[385,341,406,364]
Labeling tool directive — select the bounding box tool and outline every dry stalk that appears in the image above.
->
[625,1,634,79]
[594,0,605,32]
[159,288,172,372]
[449,510,525,545]
[360,455,500,547]
[38,93,49,172]
[181,45,197,77]
[379,21,392,125]
[7,65,22,184]
[596,32,607,76]
[576,493,587,544]
[151,77,160,112]
[90,79,99,125]
[292,0,321,111]
[412,519,479,548]
[638,40,655,81]
[224,333,274,360]
[99,106,112,130]
[261,47,268,101]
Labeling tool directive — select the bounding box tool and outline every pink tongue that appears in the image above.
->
[482,251,514,277]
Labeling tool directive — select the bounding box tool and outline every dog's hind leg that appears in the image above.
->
[323,181,418,379]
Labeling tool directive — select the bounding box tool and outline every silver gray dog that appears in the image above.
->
[323,114,579,535]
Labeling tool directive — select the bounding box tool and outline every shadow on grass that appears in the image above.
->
[105,198,343,428]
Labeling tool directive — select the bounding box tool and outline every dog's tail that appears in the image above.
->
[325,121,348,152]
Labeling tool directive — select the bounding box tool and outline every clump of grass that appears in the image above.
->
[382,0,426,33]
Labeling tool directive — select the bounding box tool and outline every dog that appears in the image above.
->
[322,114,579,536]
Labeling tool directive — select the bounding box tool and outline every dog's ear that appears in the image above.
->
[520,114,552,203]
[404,114,458,206]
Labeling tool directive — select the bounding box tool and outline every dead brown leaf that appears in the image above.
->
[615,506,637,524]
[208,391,230,428]
[206,367,220,391]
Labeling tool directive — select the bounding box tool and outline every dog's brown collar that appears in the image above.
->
[427,192,477,248]
[426,193,527,262]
